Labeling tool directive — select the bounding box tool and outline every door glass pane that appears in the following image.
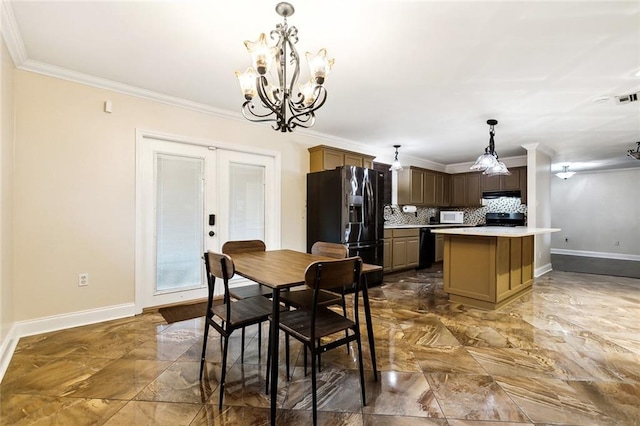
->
[229,162,265,240]
[156,154,204,293]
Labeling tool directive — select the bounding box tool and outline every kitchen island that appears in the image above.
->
[431,226,560,310]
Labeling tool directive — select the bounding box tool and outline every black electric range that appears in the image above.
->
[480,212,526,227]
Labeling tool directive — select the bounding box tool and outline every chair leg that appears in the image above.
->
[303,347,308,376]
[258,322,262,360]
[199,321,210,380]
[241,327,245,362]
[342,292,350,355]
[355,328,366,407]
[310,343,318,426]
[219,335,230,410]
[285,332,290,381]
[317,339,322,372]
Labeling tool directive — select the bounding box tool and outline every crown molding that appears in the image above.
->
[1,0,27,66]
[20,59,250,122]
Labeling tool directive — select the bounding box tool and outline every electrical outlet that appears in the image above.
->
[78,273,89,287]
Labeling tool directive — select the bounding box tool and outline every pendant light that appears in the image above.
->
[470,119,510,176]
[389,145,403,171]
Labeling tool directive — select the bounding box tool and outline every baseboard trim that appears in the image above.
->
[0,324,19,382]
[14,303,137,339]
[550,248,640,262]
[535,263,553,277]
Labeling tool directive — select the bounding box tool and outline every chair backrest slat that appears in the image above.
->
[222,240,266,254]
[311,241,348,259]
[205,251,235,281]
[304,257,362,290]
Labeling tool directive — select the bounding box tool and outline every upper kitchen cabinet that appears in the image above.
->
[481,166,523,191]
[479,166,528,204]
[308,145,375,172]
[397,167,424,205]
[450,172,482,206]
[397,167,450,206]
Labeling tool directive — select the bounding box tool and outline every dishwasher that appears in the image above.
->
[418,227,436,269]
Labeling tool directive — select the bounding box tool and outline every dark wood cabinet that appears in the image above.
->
[397,167,424,205]
[451,174,466,206]
[450,172,482,206]
[309,145,375,172]
[398,167,450,206]
[424,171,437,205]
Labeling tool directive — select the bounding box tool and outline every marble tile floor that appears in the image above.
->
[2,268,640,425]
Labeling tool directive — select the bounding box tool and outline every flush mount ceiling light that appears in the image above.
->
[628,142,640,160]
[470,119,511,176]
[555,165,576,180]
[235,2,334,132]
[389,145,403,171]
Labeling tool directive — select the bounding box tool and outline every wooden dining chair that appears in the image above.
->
[200,251,286,408]
[221,239,272,361]
[276,256,366,426]
[221,240,272,299]
[279,241,350,373]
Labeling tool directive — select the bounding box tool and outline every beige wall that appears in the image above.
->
[13,70,318,322]
[1,36,15,343]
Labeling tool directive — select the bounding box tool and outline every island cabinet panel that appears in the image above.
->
[442,234,535,310]
[444,236,495,303]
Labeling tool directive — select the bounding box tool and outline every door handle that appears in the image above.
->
[209,231,215,237]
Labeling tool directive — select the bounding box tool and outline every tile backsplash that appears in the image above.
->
[384,198,527,226]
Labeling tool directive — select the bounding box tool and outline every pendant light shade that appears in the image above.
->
[470,119,510,176]
[389,145,403,171]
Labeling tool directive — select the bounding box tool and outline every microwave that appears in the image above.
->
[440,211,464,224]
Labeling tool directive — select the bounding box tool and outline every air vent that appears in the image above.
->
[615,92,639,104]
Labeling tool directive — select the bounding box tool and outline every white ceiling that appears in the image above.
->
[4,0,640,173]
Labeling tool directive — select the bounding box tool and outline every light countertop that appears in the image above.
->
[384,224,475,229]
[430,226,560,237]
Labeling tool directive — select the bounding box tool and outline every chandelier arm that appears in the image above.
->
[284,31,301,98]
[254,75,283,118]
[286,87,327,129]
[240,101,279,123]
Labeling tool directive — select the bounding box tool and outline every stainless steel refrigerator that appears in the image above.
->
[306,166,384,284]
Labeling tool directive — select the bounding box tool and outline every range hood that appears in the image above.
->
[482,190,521,199]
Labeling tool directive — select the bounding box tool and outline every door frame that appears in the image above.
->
[134,129,282,313]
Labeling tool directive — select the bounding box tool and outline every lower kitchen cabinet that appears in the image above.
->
[385,228,419,272]
[383,231,392,272]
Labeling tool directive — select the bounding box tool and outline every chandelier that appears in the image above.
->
[470,119,511,176]
[235,2,334,132]
[555,165,576,180]
[627,142,640,160]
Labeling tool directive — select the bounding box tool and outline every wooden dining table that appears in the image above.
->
[230,249,381,425]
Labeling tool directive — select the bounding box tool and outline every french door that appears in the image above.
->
[136,133,279,310]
